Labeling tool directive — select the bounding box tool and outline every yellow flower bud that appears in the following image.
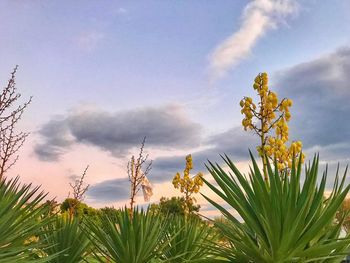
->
[285,112,291,121]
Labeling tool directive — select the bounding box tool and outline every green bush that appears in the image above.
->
[0,177,51,262]
[84,208,170,263]
[40,214,90,263]
[203,153,350,262]
[161,216,217,262]
[150,196,200,217]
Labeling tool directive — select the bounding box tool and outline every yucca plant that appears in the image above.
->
[0,177,52,262]
[40,214,90,263]
[85,208,170,263]
[203,153,350,262]
[161,216,218,262]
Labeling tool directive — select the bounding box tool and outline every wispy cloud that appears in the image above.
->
[209,0,298,80]
[75,31,104,52]
[116,7,127,15]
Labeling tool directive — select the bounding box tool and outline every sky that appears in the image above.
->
[1,0,350,217]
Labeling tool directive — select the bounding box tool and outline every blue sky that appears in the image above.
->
[0,0,350,216]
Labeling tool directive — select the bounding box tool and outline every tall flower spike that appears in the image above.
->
[239,72,304,178]
[172,154,204,214]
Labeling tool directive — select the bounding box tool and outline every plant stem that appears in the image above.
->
[260,88,268,182]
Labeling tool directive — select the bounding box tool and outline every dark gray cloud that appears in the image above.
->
[35,105,202,161]
[274,47,350,161]
[85,47,350,203]
[86,127,255,202]
[150,127,256,183]
[150,156,186,183]
[203,127,257,161]
[148,46,350,187]
[87,178,130,202]
[34,119,74,161]
[34,145,65,162]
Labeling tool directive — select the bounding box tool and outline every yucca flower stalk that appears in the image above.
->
[203,153,350,262]
[240,72,304,179]
[172,154,204,214]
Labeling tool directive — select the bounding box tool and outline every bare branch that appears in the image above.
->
[127,137,152,218]
[67,165,90,217]
[0,66,32,181]
[69,165,90,202]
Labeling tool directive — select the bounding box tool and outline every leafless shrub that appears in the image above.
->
[0,66,32,181]
[128,137,152,218]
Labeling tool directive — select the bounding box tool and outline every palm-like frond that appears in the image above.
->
[203,153,350,263]
[40,214,90,263]
[161,216,218,262]
[85,208,169,263]
[0,177,51,262]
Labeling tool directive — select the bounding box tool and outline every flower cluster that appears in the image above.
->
[172,154,203,198]
[240,73,280,132]
[280,99,292,121]
[265,137,305,170]
[240,72,305,174]
[240,97,255,130]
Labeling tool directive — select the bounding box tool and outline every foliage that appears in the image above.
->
[172,154,203,213]
[60,198,100,223]
[212,216,234,241]
[150,196,200,217]
[84,208,170,263]
[239,72,304,178]
[161,216,217,262]
[0,177,51,262]
[336,193,350,233]
[60,198,80,212]
[40,214,90,263]
[97,207,123,234]
[44,199,59,216]
[203,153,350,262]
[98,206,120,221]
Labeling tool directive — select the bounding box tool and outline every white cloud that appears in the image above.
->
[116,7,127,15]
[75,31,104,52]
[209,0,298,80]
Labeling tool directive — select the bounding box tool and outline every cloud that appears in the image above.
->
[150,127,256,183]
[34,118,74,161]
[147,45,350,188]
[274,46,350,161]
[87,46,350,203]
[87,178,130,202]
[209,0,298,80]
[116,7,127,15]
[34,105,202,161]
[85,126,256,203]
[75,31,104,52]
[203,127,257,160]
